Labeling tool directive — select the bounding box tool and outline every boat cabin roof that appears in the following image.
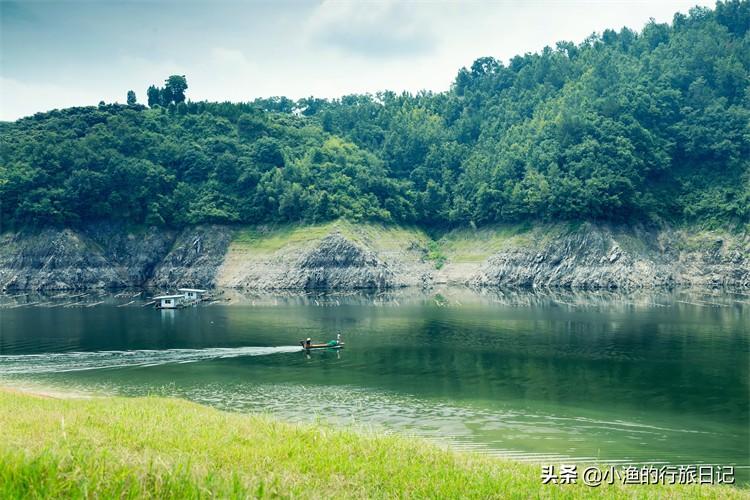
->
[177,288,207,293]
[153,294,184,300]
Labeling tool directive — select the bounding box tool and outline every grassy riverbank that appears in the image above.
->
[0,390,746,499]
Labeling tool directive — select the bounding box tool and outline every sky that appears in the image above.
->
[0,0,715,121]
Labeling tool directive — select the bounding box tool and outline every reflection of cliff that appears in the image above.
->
[1,220,748,290]
[215,286,750,313]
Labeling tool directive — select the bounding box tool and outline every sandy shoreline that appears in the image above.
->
[0,382,98,400]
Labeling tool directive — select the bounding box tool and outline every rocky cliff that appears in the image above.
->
[0,224,230,291]
[147,225,233,289]
[216,224,433,290]
[240,233,394,290]
[0,221,747,291]
[469,223,749,289]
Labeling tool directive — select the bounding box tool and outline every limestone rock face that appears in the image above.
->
[0,224,228,291]
[226,233,396,290]
[148,225,233,289]
[297,233,393,290]
[471,223,749,289]
[1,222,747,291]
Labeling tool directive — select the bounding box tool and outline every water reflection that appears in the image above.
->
[3,286,750,313]
[1,287,748,482]
[160,309,176,324]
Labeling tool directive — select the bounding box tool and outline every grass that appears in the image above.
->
[228,219,684,270]
[229,219,565,269]
[228,220,435,266]
[426,241,447,269]
[232,222,339,253]
[437,222,541,263]
[671,227,750,254]
[1,390,747,499]
[346,222,431,253]
[231,220,433,253]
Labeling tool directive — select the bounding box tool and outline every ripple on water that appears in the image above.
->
[0,346,303,374]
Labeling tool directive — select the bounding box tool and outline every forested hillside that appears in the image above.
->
[1,1,748,230]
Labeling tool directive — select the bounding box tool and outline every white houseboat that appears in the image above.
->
[178,288,207,304]
[153,294,185,309]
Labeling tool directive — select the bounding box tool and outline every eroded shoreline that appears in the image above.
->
[1,221,748,292]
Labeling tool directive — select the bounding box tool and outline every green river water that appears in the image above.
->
[1,288,748,483]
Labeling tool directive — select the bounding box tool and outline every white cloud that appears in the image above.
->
[1,0,718,120]
[307,0,436,58]
[191,48,263,102]
[210,47,254,68]
[0,77,95,120]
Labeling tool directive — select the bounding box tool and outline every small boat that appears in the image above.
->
[300,340,345,350]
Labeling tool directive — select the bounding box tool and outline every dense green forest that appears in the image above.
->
[1,1,749,230]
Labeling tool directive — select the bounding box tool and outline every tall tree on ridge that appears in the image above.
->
[147,85,161,107]
[164,75,188,104]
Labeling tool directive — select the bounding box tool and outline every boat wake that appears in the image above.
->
[0,346,303,374]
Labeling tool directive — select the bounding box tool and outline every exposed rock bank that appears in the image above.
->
[237,233,393,290]
[0,221,747,291]
[0,224,230,291]
[471,223,749,289]
[148,225,233,289]
[216,226,432,290]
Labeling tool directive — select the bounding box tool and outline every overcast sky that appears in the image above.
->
[1,0,714,121]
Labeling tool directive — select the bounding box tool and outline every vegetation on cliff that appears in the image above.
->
[1,1,748,231]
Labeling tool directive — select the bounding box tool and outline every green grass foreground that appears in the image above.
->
[0,390,746,499]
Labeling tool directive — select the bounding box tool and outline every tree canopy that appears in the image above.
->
[145,75,188,108]
[1,2,748,230]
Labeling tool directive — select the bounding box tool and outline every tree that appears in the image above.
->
[2,3,748,230]
[237,112,269,141]
[164,75,188,104]
[127,90,137,105]
[146,76,188,107]
[470,56,501,77]
[147,85,161,107]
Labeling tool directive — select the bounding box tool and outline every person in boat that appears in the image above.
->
[301,336,343,349]
[324,333,342,347]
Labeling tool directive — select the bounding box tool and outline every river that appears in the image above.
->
[1,288,748,483]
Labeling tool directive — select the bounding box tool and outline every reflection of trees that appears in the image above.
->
[1,287,747,422]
